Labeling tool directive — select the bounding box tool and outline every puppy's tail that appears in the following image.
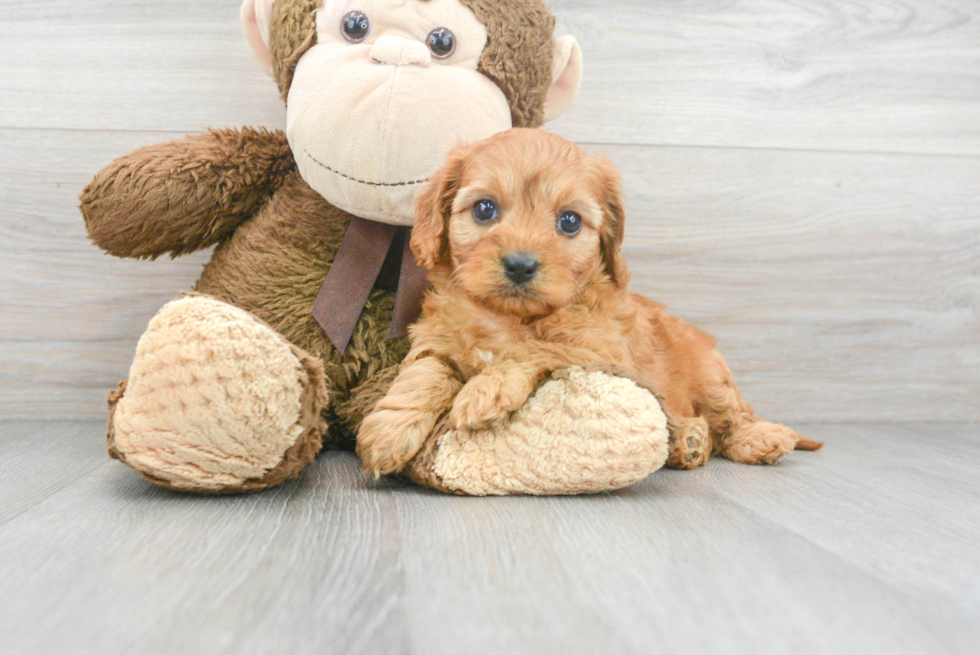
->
[795,435,825,451]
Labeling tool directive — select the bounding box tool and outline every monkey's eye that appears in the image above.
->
[342,11,370,43]
[427,28,456,59]
[557,211,582,237]
[472,200,499,224]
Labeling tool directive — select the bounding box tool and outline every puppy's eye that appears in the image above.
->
[342,11,370,43]
[427,28,456,59]
[557,211,582,237]
[472,200,499,224]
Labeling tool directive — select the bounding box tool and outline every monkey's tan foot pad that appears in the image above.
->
[404,367,669,496]
[107,295,329,494]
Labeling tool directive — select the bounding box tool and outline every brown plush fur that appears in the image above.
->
[81,1,562,455]
[80,126,404,449]
[81,127,294,259]
[195,169,411,447]
[456,0,557,128]
[268,0,556,126]
[270,0,322,101]
[357,130,823,476]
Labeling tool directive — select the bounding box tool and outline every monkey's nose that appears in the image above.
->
[503,253,539,286]
[370,35,431,67]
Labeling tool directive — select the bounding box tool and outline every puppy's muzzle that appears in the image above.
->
[502,252,539,286]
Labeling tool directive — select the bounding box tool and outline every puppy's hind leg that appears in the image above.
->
[697,351,823,465]
[666,416,711,470]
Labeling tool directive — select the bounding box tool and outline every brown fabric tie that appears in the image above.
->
[389,232,429,340]
[312,217,429,354]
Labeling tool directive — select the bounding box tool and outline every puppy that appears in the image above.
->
[357,129,822,477]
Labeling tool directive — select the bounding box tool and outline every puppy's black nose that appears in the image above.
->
[503,252,539,285]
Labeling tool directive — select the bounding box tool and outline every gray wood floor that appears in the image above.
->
[1,421,977,655]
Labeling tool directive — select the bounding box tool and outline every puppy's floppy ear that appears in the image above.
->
[594,156,630,289]
[411,147,468,270]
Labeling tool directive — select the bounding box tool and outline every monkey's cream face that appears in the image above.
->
[286,0,513,226]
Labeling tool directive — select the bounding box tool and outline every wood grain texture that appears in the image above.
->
[610,144,980,422]
[547,0,980,155]
[0,421,977,654]
[3,1,980,155]
[0,128,213,417]
[1,0,978,420]
[0,1,285,134]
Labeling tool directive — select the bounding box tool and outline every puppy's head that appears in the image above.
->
[412,129,629,318]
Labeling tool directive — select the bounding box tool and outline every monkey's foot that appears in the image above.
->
[107,295,329,493]
[403,367,669,496]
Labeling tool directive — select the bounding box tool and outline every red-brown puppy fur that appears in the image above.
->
[357,129,822,476]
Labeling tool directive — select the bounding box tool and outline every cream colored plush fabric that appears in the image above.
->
[111,295,315,492]
[287,0,512,226]
[241,0,276,74]
[244,0,584,227]
[543,35,583,123]
[431,368,669,496]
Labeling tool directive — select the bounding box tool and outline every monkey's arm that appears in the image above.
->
[80,127,294,259]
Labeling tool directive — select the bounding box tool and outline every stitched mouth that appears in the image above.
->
[304,149,430,188]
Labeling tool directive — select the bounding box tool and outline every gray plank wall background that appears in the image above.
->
[1,0,978,422]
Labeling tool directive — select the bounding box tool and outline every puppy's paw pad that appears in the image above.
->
[667,420,711,470]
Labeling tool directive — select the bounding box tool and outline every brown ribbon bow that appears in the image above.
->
[312,217,429,354]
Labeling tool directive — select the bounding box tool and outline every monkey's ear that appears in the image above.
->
[241,0,276,76]
[594,157,630,289]
[411,150,467,270]
[543,36,584,123]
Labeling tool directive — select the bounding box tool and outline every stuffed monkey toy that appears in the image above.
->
[80,0,671,496]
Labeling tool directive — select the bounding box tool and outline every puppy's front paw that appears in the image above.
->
[356,408,435,478]
[450,373,527,431]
